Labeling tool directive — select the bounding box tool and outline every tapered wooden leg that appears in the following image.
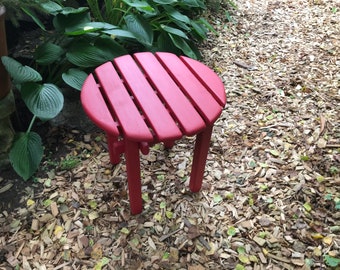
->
[106,133,124,165]
[125,140,143,214]
[189,125,213,192]
[164,140,175,149]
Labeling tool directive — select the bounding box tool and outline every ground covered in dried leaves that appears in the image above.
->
[0,0,339,269]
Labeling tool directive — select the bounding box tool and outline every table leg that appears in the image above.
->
[189,125,213,192]
[106,133,124,165]
[125,139,143,214]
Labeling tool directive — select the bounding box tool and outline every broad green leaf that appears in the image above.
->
[124,14,153,46]
[65,22,118,35]
[1,56,42,84]
[122,0,157,15]
[168,33,197,59]
[190,20,208,40]
[123,0,153,9]
[9,132,43,180]
[21,7,46,30]
[196,18,217,35]
[180,0,204,8]
[161,25,189,39]
[60,7,89,15]
[153,0,177,4]
[40,1,63,14]
[66,39,126,67]
[102,29,137,39]
[21,83,64,120]
[95,37,128,57]
[53,12,91,32]
[62,68,87,90]
[172,20,191,32]
[34,43,64,65]
[156,32,180,53]
[163,5,190,24]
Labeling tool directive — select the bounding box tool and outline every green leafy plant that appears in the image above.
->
[2,0,218,180]
[86,0,216,59]
[2,2,130,179]
[1,56,63,180]
[0,0,50,28]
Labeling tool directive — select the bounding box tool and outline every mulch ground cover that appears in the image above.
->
[0,0,339,269]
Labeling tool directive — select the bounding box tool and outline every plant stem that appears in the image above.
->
[26,115,37,134]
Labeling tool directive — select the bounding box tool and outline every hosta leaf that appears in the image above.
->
[34,43,64,65]
[1,56,42,84]
[66,38,126,68]
[53,12,90,32]
[161,25,189,39]
[62,68,87,90]
[65,22,118,35]
[40,1,63,14]
[102,29,137,39]
[190,20,207,40]
[60,7,89,15]
[21,7,46,30]
[123,0,153,10]
[153,0,177,4]
[124,14,153,46]
[156,32,180,53]
[196,18,217,34]
[180,0,204,8]
[163,5,190,24]
[9,132,43,180]
[21,83,64,120]
[168,33,197,59]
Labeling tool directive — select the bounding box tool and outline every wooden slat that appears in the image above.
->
[80,74,119,136]
[133,52,206,136]
[155,52,222,123]
[94,62,154,142]
[113,55,182,141]
[180,56,226,106]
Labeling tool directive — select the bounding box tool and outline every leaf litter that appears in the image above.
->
[0,0,339,269]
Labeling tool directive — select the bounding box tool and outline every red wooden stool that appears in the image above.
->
[81,52,226,214]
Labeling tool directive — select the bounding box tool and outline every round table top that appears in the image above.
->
[81,52,226,142]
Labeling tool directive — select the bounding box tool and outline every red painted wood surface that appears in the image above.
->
[81,52,226,142]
